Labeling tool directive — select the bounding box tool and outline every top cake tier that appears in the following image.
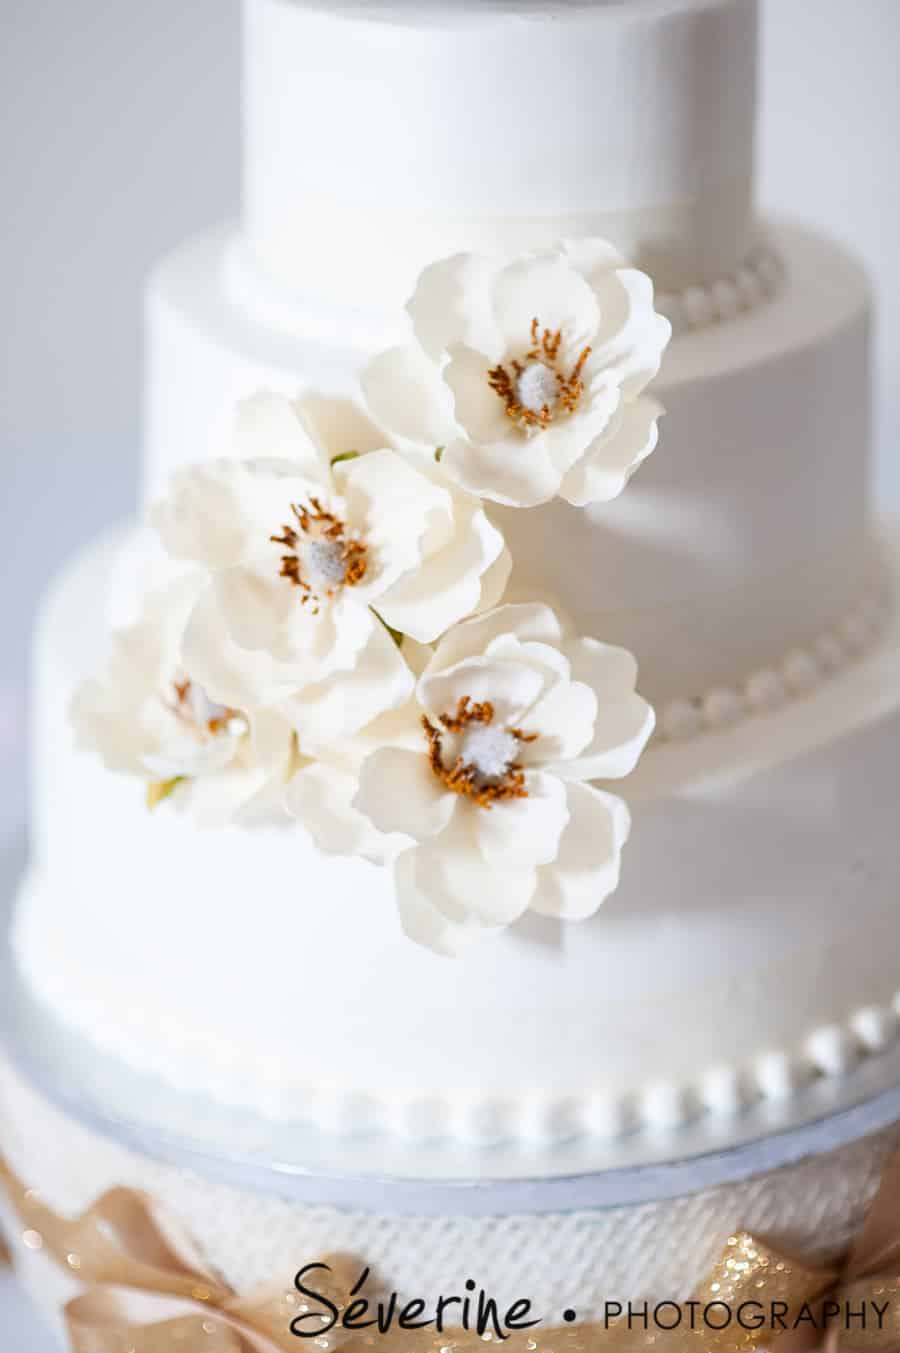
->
[243,0,758,307]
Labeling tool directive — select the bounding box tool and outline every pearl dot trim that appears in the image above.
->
[657,587,891,745]
[656,244,785,336]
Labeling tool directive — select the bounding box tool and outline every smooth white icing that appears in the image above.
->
[242,0,758,298]
[13,522,900,1146]
[145,221,874,708]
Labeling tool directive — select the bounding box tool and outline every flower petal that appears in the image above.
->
[285,760,401,865]
[407,252,503,361]
[294,392,388,459]
[235,392,331,485]
[560,395,663,508]
[444,346,514,446]
[556,639,656,781]
[280,621,415,744]
[425,603,567,678]
[440,433,562,509]
[519,677,597,765]
[583,270,672,398]
[354,747,457,841]
[530,782,631,920]
[362,345,459,449]
[473,769,570,870]
[492,256,600,353]
[375,488,507,643]
[394,839,535,957]
[418,655,545,729]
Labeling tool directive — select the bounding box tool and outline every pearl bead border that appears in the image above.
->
[656,244,785,336]
[18,926,900,1147]
[657,589,891,745]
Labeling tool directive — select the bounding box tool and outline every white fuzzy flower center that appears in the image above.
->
[457,722,521,785]
[423,696,538,809]
[516,362,559,416]
[305,537,351,589]
[170,679,247,742]
[487,318,592,432]
[271,497,369,614]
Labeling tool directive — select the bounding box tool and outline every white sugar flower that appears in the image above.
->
[363,240,671,509]
[71,576,295,827]
[353,603,655,955]
[151,393,510,719]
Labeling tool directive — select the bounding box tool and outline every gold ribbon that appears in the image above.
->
[2,1150,900,1351]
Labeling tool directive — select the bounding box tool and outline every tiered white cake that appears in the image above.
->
[9,0,899,1172]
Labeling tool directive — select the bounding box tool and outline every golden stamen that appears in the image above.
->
[487,316,592,431]
[423,696,538,809]
[270,496,369,613]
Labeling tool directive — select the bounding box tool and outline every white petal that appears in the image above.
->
[362,346,459,449]
[280,621,415,743]
[562,237,626,277]
[181,586,283,708]
[556,639,656,781]
[493,256,600,353]
[407,252,503,361]
[151,460,258,569]
[285,761,399,865]
[338,448,452,600]
[375,492,507,643]
[142,728,239,781]
[521,677,597,765]
[426,603,567,677]
[235,392,331,485]
[294,392,388,459]
[476,544,513,614]
[474,769,569,870]
[441,432,562,509]
[584,270,672,398]
[444,346,514,445]
[560,396,663,508]
[188,764,273,830]
[531,783,631,920]
[354,747,457,841]
[394,840,535,956]
[418,655,545,729]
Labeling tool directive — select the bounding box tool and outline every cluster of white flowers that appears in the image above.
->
[73,242,670,955]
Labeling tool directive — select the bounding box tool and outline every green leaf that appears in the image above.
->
[434,446,445,463]
[146,776,186,811]
[330,450,360,466]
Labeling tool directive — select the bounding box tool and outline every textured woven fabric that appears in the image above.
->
[2,1056,898,1329]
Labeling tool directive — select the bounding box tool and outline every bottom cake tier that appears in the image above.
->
[10,520,900,1152]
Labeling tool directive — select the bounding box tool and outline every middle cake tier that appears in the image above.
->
[146,221,873,710]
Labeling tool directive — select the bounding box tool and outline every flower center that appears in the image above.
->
[487,317,592,432]
[423,696,537,809]
[271,497,369,613]
[169,679,246,741]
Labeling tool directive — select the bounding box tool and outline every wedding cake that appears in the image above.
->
[5,0,900,1332]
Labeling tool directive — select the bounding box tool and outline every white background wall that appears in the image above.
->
[0,3,898,1345]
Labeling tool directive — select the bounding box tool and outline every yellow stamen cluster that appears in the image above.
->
[271,497,369,613]
[423,696,537,809]
[487,317,592,431]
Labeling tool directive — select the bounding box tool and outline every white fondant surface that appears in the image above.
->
[12,522,900,1146]
[145,222,874,707]
[243,0,757,296]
